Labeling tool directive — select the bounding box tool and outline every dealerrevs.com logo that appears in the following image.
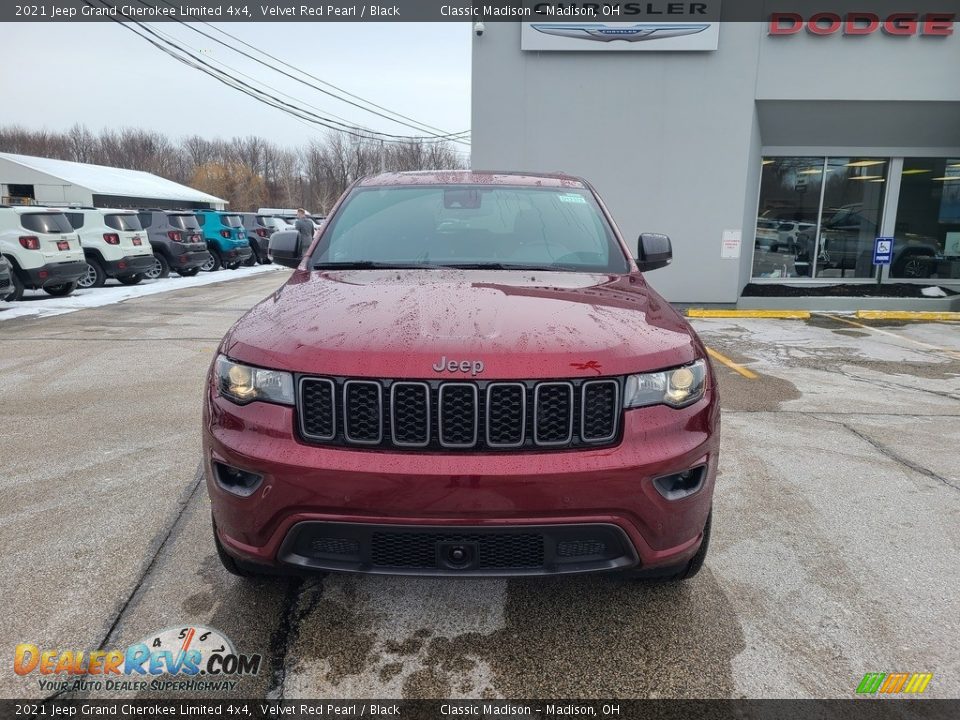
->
[14,625,261,693]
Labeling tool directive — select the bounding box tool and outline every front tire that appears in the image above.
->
[4,269,24,301]
[144,254,170,280]
[77,258,106,289]
[243,248,258,266]
[43,281,78,297]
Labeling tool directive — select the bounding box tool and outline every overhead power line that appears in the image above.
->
[86,0,468,146]
[144,0,470,142]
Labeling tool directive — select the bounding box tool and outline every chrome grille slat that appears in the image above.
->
[297,376,621,451]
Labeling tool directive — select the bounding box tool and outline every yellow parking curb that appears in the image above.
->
[705,347,759,380]
[687,309,811,319]
[855,311,960,322]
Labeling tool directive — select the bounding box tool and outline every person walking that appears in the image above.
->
[294,208,314,255]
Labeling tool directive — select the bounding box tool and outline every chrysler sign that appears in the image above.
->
[769,12,956,36]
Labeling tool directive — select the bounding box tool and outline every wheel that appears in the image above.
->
[77,258,106,289]
[894,254,933,279]
[202,250,221,272]
[116,275,142,286]
[4,269,24,301]
[43,281,78,297]
[627,511,711,582]
[143,254,170,280]
[260,253,272,265]
[243,248,258,266]
[177,267,200,277]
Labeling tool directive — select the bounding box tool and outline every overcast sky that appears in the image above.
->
[7,22,471,153]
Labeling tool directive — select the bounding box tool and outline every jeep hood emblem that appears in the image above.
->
[433,357,485,376]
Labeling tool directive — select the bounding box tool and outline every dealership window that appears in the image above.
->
[753,157,824,279]
[753,157,888,280]
[891,158,960,280]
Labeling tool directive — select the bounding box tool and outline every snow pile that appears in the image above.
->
[0,264,286,322]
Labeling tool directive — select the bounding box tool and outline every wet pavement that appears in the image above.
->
[1,274,957,700]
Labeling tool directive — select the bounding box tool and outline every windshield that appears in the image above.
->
[104,214,143,232]
[20,213,73,234]
[312,185,630,272]
[222,214,243,228]
[168,214,200,231]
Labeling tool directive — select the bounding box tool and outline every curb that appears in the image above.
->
[687,309,810,319]
[855,310,960,322]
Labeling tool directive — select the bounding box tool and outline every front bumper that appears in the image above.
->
[102,254,155,277]
[204,389,719,576]
[21,260,87,288]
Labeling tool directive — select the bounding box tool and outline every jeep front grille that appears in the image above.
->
[298,376,621,452]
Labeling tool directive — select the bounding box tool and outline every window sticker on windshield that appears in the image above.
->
[558,194,586,204]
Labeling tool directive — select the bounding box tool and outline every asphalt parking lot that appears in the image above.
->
[1,273,958,700]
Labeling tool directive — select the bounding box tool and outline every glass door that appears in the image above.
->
[813,158,888,279]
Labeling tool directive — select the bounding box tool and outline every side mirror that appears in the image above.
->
[268,229,302,268]
[635,232,672,272]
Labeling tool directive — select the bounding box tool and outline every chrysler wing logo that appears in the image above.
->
[531,23,711,42]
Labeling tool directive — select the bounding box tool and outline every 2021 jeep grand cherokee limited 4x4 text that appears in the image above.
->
[204,172,719,579]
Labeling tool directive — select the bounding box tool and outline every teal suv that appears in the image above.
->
[196,211,253,271]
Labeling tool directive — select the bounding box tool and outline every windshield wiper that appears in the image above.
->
[433,262,563,271]
[313,260,439,270]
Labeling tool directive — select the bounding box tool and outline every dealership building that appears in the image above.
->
[471,14,960,304]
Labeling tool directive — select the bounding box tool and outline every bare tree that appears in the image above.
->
[0,123,467,212]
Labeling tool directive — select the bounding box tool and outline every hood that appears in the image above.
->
[223,269,701,379]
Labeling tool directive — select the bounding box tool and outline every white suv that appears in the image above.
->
[63,208,156,288]
[0,205,86,300]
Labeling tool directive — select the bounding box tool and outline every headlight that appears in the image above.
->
[215,355,294,406]
[623,359,707,409]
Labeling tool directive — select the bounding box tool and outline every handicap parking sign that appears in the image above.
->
[873,237,894,265]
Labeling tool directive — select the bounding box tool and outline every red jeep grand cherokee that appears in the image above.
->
[204,171,719,580]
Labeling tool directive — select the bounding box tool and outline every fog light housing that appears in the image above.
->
[214,462,263,497]
[653,465,706,501]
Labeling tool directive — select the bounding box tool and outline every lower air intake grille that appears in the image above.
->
[371,532,545,569]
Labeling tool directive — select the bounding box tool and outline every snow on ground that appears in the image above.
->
[0,264,286,322]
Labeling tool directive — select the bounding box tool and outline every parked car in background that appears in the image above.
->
[63,208,154,288]
[0,254,12,298]
[137,209,211,279]
[0,205,86,300]
[195,210,252,271]
[775,221,816,253]
[257,208,324,231]
[794,204,941,278]
[262,217,291,235]
[237,213,274,266]
[754,218,781,251]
